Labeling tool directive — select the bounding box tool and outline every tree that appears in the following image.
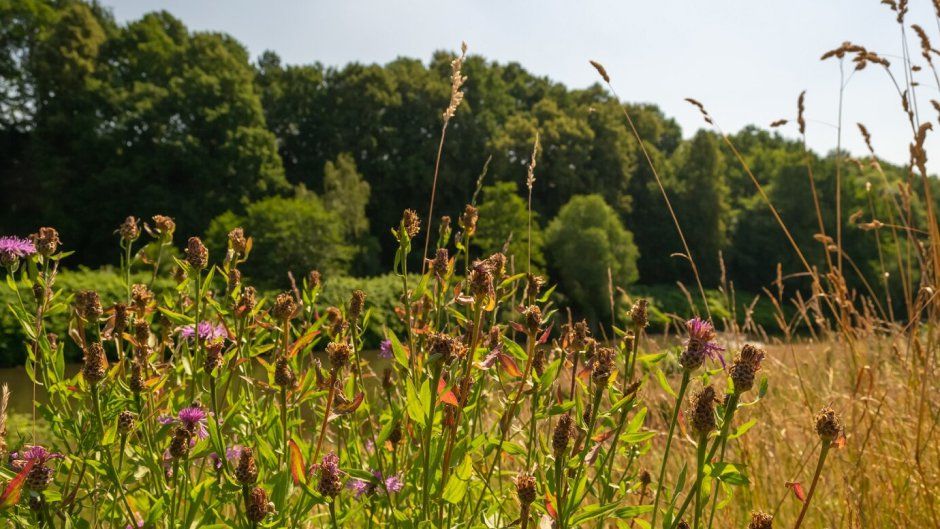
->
[206,192,353,287]
[474,182,545,273]
[545,195,639,322]
[323,152,370,238]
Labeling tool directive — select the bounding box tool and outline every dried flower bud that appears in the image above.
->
[388,421,403,446]
[729,344,765,393]
[131,284,153,313]
[439,215,452,240]
[748,512,774,529]
[515,472,537,505]
[227,268,241,291]
[129,359,145,393]
[348,289,366,322]
[688,386,718,436]
[117,410,136,435]
[26,464,54,492]
[185,237,208,269]
[630,299,649,329]
[522,305,542,334]
[428,332,466,364]
[151,215,175,238]
[553,413,576,458]
[33,227,60,257]
[582,402,594,426]
[317,452,343,497]
[308,270,321,289]
[113,303,129,335]
[245,486,271,522]
[134,320,150,346]
[459,204,478,237]
[169,426,192,459]
[75,290,103,321]
[468,261,494,300]
[82,342,107,385]
[592,347,616,387]
[430,248,449,279]
[326,341,352,371]
[814,406,843,442]
[119,216,140,242]
[272,292,297,322]
[205,341,225,374]
[236,447,259,485]
[401,209,421,239]
[274,356,297,389]
[237,286,256,316]
[228,228,248,257]
[525,274,545,300]
[639,469,652,487]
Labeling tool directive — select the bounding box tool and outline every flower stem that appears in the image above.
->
[793,441,831,529]
[650,370,691,529]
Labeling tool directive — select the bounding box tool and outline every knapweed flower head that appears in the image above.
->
[591,346,616,387]
[748,511,774,529]
[185,236,208,269]
[235,446,258,485]
[274,356,297,389]
[459,204,478,237]
[162,405,209,440]
[180,321,227,342]
[119,216,140,242]
[32,227,60,257]
[82,342,108,385]
[679,317,724,371]
[729,344,766,393]
[553,413,576,457]
[688,385,718,436]
[150,215,175,238]
[245,486,272,522]
[348,289,366,322]
[227,227,248,258]
[0,236,36,266]
[515,472,537,506]
[379,339,393,359]
[12,446,63,492]
[317,452,343,497]
[327,340,352,372]
[427,332,466,364]
[400,209,421,239]
[271,292,297,321]
[630,298,649,329]
[814,406,843,442]
[75,290,103,321]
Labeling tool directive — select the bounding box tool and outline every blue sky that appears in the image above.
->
[105,0,939,167]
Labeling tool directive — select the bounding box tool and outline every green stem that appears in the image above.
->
[793,441,831,529]
[650,370,691,529]
[421,363,442,522]
[693,433,708,529]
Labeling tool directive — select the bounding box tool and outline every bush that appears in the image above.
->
[474,182,546,273]
[317,273,416,349]
[545,194,639,323]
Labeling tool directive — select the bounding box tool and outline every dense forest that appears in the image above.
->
[1,0,932,323]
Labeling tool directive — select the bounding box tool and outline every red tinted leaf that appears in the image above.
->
[786,481,806,502]
[537,323,554,344]
[0,460,34,510]
[834,434,847,449]
[288,331,318,358]
[438,378,458,406]
[498,353,523,378]
[331,392,364,418]
[289,439,306,485]
[545,490,558,519]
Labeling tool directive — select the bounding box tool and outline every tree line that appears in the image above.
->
[1,0,931,321]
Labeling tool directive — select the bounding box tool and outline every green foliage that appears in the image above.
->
[473,182,545,273]
[318,274,415,348]
[545,194,638,322]
[206,192,353,287]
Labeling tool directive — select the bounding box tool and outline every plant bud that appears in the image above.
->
[185,237,208,269]
[82,342,107,385]
[688,385,718,436]
[814,406,843,442]
[271,292,297,321]
[245,486,271,523]
[236,447,259,485]
[117,410,136,435]
[748,512,774,529]
[119,216,140,242]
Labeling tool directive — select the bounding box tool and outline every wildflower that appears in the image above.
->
[82,342,108,385]
[748,511,774,529]
[131,284,153,312]
[317,452,343,497]
[592,346,616,387]
[348,469,401,499]
[525,273,545,300]
[11,446,63,492]
[75,290,103,321]
[228,268,241,291]
[113,303,130,335]
[553,413,576,458]
[325,307,346,338]
[459,204,478,237]
[204,341,225,374]
[245,486,272,523]
[384,473,404,493]
[308,269,322,289]
[129,359,145,394]
[0,236,35,266]
[521,305,542,335]
[326,341,352,372]
[274,356,297,389]
[427,332,466,364]
[117,411,136,435]
[32,227,60,257]
[271,292,297,321]
[237,286,257,316]
[401,209,421,239]
[688,385,718,436]
[379,339,393,359]
[119,216,140,242]
[388,422,403,446]
[228,227,248,258]
[468,260,494,301]
[814,406,843,442]
[679,317,724,371]
[168,426,192,459]
[150,215,176,238]
[162,406,209,440]
[348,289,366,322]
[729,344,766,393]
[134,320,150,346]
[630,299,649,329]
[185,236,208,269]
[179,321,227,342]
[515,472,536,527]
[235,447,259,485]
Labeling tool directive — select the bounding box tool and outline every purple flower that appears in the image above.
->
[0,236,35,265]
[226,445,245,462]
[384,473,404,493]
[179,321,227,342]
[178,406,209,439]
[379,339,393,359]
[348,477,372,498]
[9,445,62,471]
[348,469,404,499]
[685,317,725,366]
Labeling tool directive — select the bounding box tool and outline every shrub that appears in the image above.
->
[474,182,546,274]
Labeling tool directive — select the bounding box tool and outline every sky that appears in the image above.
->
[105,0,940,167]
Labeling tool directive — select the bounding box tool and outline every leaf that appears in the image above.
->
[0,460,33,510]
[389,332,409,369]
[498,353,523,378]
[545,491,558,519]
[331,392,364,418]
[653,367,676,397]
[786,481,806,502]
[438,378,458,406]
[729,418,756,440]
[710,463,750,486]
[289,439,306,485]
[406,380,426,427]
[569,502,624,525]
[441,456,473,504]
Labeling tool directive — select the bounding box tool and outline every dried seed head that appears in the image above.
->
[274,356,297,389]
[401,209,421,239]
[589,60,610,83]
[168,426,192,459]
[228,227,248,257]
[317,452,343,497]
[151,215,175,238]
[729,344,766,393]
[308,270,322,289]
[427,332,466,364]
[117,410,136,435]
[131,284,153,312]
[272,292,297,321]
[553,413,576,458]
[245,486,271,523]
[630,299,649,329]
[33,227,60,257]
[129,359,145,394]
[515,473,537,506]
[639,470,652,486]
[522,305,542,334]
[592,347,616,387]
[236,447,259,485]
[327,341,352,372]
[468,261,494,300]
[134,320,150,346]
[228,268,241,291]
[814,406,843,442]
[75,290,103,321]
[688,385,718,436]
[205,341,225,374]
[185,237,208,269]
[119,216,140,242]
[748,511,774,529]
[459,204,479,236]
[26,464,54,492]
[237,286,257,316]
[348,289,366,322]
[525,273,545,300]
[676,521,690,529]
[443,43,468,121]
[82,342,108,385]
[430,248,449,279]
[582,402,594,426]
[113,303,130,334]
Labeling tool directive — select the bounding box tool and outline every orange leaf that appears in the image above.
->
[289,439,306,485]
[545,490,557,519]
[0,460,34,510]
[330,392,365,419]
[834,434,847,449]
[438,378,458,406]
[288,331,318,358]
[786,481,806,502]
[498,353,523,378]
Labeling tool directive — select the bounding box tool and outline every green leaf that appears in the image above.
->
[729,418,756,440]
[442,456,472,504]
[406,380,426,427]
[653,367,676,398]
[389,332,409,369]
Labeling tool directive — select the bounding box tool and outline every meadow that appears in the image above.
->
[0,1,939,528]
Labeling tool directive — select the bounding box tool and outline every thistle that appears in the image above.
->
[82,342,108,385]
[185,237,208,269]
[236,447,259,485]
[729,344,765,393]
[748,511,773,529]
[245,486,272,523]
